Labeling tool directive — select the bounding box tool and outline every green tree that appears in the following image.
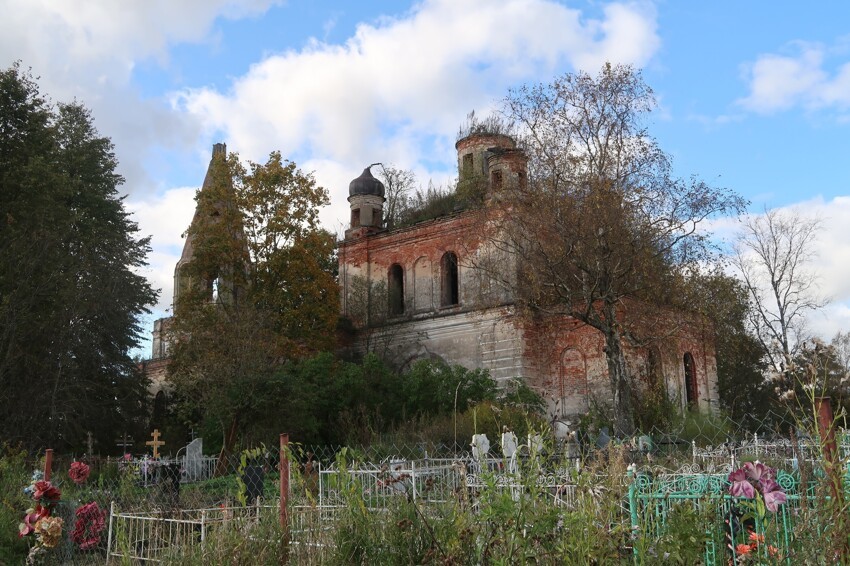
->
[686,270,775,426]
[168,150,337,460]
[0,64,157,452]
[495,64,745,437]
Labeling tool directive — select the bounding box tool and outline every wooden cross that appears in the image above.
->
[146,429,165,459]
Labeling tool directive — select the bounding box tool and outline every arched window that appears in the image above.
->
[441,252,459,307]
[388,264,404,316]
[683,352,698,408]
[150,390,167,430]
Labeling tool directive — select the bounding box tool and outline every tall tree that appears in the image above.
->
[494,64,745,437]
[377,164,417,230]
[732,208,825,386]
[168,150,336,460]
[685,270,775,426]
[0,64,157,452]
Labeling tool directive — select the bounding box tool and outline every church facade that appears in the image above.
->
[142,138,719,422]
[338,132,719,420]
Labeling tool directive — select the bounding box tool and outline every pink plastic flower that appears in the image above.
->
[744,461,772,484]
[69,461,91,485]
[760,478,787,512]
[728,468,755,499]
[19,505,49,537]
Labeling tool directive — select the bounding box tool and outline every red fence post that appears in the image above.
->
[44,449,53,482]
[815,396,837,468]
[280,433,290,559]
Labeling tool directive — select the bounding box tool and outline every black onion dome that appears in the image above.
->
[349,166,385,198]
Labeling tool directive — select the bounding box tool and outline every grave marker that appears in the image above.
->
[146,429,165,458]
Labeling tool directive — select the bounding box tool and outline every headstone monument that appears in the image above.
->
[184,438,204,481]
[501,427,518,474]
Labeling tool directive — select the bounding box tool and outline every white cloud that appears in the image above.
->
[0,0,283,197]
[126,187,198,310]
[738,41,850,114]
[175,0,660,228]
[723,197,850,340]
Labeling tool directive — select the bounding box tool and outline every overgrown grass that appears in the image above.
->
[0,444,30,564]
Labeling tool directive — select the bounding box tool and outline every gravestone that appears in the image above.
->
[184,438,204,481]
[160,463,181,506]
[471,433,490,471]
[242,464,265,504]
[501,428,518,474]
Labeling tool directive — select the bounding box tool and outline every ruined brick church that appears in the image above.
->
[338,131,718,420]
[143,136,718,422]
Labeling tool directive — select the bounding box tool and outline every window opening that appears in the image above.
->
[683,352,698,408]
[441,252,459,306]
[491,170,503,190]
[462,153,473,176]
[388,264,404,316]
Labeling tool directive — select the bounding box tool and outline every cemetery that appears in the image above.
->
[6,402,850,564]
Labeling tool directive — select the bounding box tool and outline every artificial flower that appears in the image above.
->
[744,461,772,484]
[32,480,61,504]
[34,516,63,548]
[728,468,755,498]
[72,502,106,550]
[18,506,49,537]
[68,461,91,485]
[760,478,788,512]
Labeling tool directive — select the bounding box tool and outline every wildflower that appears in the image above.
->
[68,461,91,485]
[748,531,765,544]
[736,543,753,556]
[767,545,780,558]
[34,516,63,549]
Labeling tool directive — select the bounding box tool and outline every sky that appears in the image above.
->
[3,0,850,355]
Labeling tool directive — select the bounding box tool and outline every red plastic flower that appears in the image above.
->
[71,502,106,550]
[32,480,61,505]
[69,461,91,484]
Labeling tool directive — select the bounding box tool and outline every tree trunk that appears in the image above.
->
[215,417,239,477]
[604,324,635,438]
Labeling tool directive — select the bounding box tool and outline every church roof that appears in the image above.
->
[349,165,385,198]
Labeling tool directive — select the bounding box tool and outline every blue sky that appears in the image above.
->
[3,0,850,351]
